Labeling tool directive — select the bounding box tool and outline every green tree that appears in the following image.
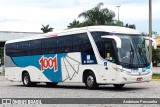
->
[67,19,81,28]
[41,24,54,33]
[78,2,115,26]
[125,23,136,29]
[109,20,124,26]
[152,31,159,38]
[67,2,136,29]
[108,20,136,29]
[152,48,160,66]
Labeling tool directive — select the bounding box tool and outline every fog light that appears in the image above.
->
[137,77,143,81]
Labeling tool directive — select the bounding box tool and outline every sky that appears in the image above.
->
[0,0,160,34]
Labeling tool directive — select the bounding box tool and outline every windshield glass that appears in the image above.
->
[118,35,150,67]
[91,32,150,67]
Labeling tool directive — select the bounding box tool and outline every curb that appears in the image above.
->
[151,79,160,81]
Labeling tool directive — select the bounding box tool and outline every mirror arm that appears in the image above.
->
[101,36,122,48]
[144,37,157,49]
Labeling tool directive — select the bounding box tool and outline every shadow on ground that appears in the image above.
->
[12,83,148,92]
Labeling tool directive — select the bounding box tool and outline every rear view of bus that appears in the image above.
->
[4,26,156,89]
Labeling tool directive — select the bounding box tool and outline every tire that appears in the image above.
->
[22,72,35,87]
[85,72,98,90]
[46,82,58,87]
[113,84,125,89]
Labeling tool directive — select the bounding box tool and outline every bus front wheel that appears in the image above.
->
[85,72,98,90]
[22,72,35,87]
[113,84,125,89]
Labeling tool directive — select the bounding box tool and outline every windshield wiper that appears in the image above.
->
[129,44,134,67]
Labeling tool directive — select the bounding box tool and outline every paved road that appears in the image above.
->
[0,76,160,107]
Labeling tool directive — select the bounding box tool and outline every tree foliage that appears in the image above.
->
[152,31,160,38]
[125,23,136,29]
[67,19,81,28]
[41,24,54,33]
[109,20,124,26]
[152,48,160,66]
[78,2,115,25]
[67,2,136,29]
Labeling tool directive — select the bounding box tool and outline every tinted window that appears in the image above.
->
[28,40,41,55]
[6,43,17,57]
[92,32,109,58]
[17,42,28,56]
[91,32,116,62]
[73,33,94,55]
[57,36,72,53]
[42,38,57,54]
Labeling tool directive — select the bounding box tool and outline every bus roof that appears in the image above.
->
[5,26,140,44]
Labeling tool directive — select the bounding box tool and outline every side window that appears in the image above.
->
[5,43,17,57]
[57,36,72,53]
[17,42,28,56]
[92,32,109,58]
[104,39,115,62]
[28,40,41,55]
[73,33,94,55]
[91,32,116,62]
[42,38,57,54]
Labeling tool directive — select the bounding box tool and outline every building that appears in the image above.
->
[0,31,42,70]
[0,31,42,47]
[155,36,160,48]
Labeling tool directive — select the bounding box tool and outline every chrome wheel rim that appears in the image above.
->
[87,76,94,87]
[24,76,29,85]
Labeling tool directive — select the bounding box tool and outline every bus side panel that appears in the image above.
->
[60,52,100,83]
[6,52,83,83]
[61,53,82,82]
[5,55,51,82]
[80,65,100,83]
[101,62,118,84]
[5,67,50,82]
[5,52,101,83]
[5,55,22,81]
[5,67,22,81]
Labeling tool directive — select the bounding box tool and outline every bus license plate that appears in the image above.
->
[137,77,143,81]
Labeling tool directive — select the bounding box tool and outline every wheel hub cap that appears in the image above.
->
[87,76,94,87]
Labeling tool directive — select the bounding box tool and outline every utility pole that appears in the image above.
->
[116,5,121,22]
[149,0,152,62]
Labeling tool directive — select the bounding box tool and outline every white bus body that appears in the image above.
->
[5,26,156,89]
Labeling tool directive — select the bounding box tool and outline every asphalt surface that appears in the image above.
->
[0,76,160,107]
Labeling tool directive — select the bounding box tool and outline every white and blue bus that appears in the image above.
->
[5,26,156,89]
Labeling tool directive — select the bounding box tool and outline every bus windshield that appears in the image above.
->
[91,32,150,68]
[118,35,150,67]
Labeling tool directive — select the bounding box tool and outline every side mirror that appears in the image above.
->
[101,35,122,48]
[144,37,157,49]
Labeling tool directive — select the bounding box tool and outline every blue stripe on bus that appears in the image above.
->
[12,53,67,82]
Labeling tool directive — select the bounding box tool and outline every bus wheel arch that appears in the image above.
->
[83,70,98,89]
[22,71,36,87]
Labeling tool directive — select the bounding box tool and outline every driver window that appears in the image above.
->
[104,39,115,62]
[91,31,116,63]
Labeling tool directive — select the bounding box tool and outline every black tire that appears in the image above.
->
[85,72,98,90]
[22,72,35,87]
[46,82,58,87]
[113,84,125,89]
